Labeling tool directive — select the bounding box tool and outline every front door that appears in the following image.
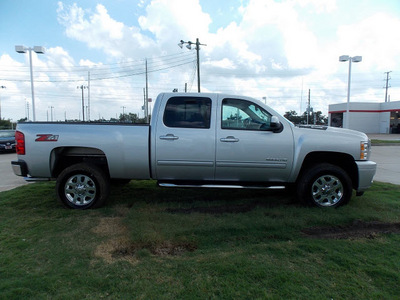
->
[215,98,294,183]
[155,96,216,180]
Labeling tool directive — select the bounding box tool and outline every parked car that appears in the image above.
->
[0,130,16,153]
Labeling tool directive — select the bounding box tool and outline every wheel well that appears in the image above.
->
[50,147,109,178]
[298,152,358,189]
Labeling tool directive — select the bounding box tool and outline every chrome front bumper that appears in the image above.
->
[356,160,377,192]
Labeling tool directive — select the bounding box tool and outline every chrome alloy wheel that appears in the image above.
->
[311,175,343,207]
[64,174,97,206]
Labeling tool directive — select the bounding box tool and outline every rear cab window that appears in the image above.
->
[163,97,212,129]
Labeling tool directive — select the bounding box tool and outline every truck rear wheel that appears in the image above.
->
[297,163,352,207]
[56,163,110,209]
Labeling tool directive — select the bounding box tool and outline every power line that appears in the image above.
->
[0,51,196,83]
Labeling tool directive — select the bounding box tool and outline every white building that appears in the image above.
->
[328,101,400,134]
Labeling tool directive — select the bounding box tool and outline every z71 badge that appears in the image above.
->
[35,134,59,142]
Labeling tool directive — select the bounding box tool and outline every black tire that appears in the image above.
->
[56,163,110,209]
[296,163,352,208]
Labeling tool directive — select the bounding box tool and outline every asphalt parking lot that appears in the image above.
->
[1,142,399,192]
[0,153,29,192]
[370,145,400,185]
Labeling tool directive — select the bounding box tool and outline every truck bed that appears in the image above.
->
[15,122,151,180]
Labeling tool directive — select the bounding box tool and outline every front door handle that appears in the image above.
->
[220,136,239,143]
[160,134,179,141]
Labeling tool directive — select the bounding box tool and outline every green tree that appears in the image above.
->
[119,113,148,123]
[284,110,303,124]
[284,110,327,125]
[0,119,16,130]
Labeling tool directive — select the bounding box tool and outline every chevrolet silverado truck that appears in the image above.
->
[11,93,376,209]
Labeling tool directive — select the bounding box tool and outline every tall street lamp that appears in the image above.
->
[178,38,206,93]
[15,45,46,122]
[339,55,362,129]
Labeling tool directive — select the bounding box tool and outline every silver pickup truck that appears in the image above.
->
[12,93,376,209]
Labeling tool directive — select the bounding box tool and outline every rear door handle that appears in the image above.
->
[160,134,179,141]
[220,136,239,143]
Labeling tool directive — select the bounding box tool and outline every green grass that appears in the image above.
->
[371,139,400,145]
[1,181,400,299]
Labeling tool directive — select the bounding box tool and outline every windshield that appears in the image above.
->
[0,130,15,138]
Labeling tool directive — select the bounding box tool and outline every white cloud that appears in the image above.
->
[58,3,124,41]
[237,0,320,70]
[138,0,212,41]
[336,12,400,71]
[2,0,399,123]
[57,2,154,59]
[204,58,236,70]
[294,0,337,13]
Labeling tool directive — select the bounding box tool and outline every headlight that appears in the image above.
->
[360,140,370,160]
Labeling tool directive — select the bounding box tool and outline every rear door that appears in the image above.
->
[154,95,216,180]
[215,97,294,183]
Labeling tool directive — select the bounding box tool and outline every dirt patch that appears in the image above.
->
[92,217,128,236]
[302,220,400,240]
[112,241,197,258]
[92,210,136,264]
[92,205,196,264]
[94,236,138,264]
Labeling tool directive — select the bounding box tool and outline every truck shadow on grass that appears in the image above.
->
[98,181,400,264]
[109,180,297,210]
[99,182,298,262]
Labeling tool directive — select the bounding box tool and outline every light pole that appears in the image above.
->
[0,85,6,120]
[339,55,362,129]
[15,45,46,121]
[178,38,206,93]
[48,106,54,122]
[77,85,87,121]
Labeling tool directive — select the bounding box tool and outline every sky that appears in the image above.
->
[0,0,399,122]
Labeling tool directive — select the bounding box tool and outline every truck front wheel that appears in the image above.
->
[56,163,110,209]
[297,163,352,208]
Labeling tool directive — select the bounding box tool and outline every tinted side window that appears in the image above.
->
[221,98,272,131]
[163,97,211,129]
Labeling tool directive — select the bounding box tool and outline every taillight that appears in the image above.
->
[15,131,25,155]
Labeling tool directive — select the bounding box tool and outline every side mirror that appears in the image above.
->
[270,116,283,133]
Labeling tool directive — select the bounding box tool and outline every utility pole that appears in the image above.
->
[143,88,146,119]
[0,85,6,120]
[88,71,91,121]
[48,106,54,121]
[178,38,207,92]
[195,38,201,92]
[121,106,126,121]
[77,85,87,121]
[145,59,149,123]
[384,71,392,102]
[26,100,29,120]
[307,89,310,125]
